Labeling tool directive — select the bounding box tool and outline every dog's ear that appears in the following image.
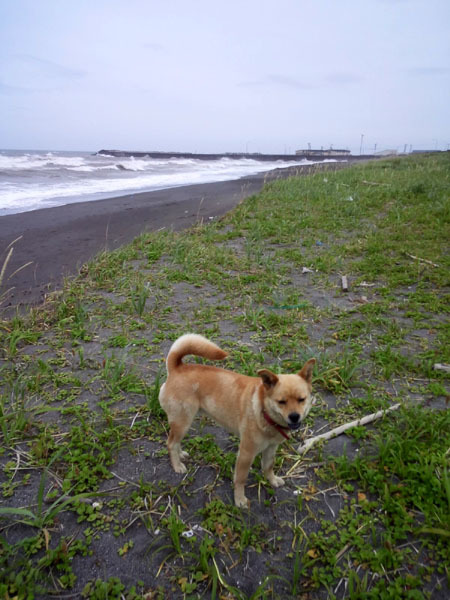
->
[298,358,316,385]
[258,369,279,389]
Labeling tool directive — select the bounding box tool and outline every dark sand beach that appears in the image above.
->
[0,161,356,314]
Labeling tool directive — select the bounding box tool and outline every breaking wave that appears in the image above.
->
[0,149,337,215]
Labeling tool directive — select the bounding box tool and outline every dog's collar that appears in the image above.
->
[262,411,290,440]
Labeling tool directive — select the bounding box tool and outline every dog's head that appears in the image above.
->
[258,359,316,430]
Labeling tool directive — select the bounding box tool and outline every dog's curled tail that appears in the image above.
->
[166,334,228,374]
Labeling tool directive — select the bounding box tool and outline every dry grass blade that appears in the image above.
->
[0,247,14,289]
[3,235,24,255]
[7,261,33,281]
[0,236,33,305]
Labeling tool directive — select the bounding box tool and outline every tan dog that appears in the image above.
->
[159,334,315,507]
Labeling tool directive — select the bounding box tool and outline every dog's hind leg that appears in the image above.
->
[166,407,197,474]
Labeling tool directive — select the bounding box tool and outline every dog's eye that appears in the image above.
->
[298,397,306,403]
[278,400,287,405]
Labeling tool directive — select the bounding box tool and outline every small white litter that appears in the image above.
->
[182,530,194,538]
[182,524,203,538]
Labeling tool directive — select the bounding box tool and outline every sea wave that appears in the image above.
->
[0,164,278,213]
[0,152,89,171]
[0,150,336,215]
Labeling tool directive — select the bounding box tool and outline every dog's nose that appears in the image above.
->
[288,412,300,424]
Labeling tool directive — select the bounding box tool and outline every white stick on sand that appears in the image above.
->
[297,403,401,455]
[405,253,439,268]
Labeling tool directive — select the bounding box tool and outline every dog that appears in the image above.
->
[158,334,315,507]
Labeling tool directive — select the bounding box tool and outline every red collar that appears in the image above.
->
[262,411,290,440]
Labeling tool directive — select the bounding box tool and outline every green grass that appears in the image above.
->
[0,153,449,599]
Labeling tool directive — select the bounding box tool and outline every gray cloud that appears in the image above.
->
[238,71,361,90]
[267,74,316,89]
[143,42,165,52]
[14,54,86,79]
[0,81,25,94]
[238,74,316,90]
[325,72,363,85]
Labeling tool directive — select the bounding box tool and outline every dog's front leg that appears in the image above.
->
[262,444,285,488]
[233,443,257,508]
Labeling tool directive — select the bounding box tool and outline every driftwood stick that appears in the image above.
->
[361,180,389,186]
[433,363,450,374]
[297,403,401,455]
[405,253,439,268]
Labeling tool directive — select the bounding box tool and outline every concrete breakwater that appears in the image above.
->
[97,149,371,162]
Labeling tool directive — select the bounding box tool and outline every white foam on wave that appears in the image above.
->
[0,151,339,215]
[115,157,153,171]
[0,152,89,171]
[66,164,119,172]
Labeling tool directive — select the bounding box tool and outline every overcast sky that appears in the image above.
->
[1,0,449,154]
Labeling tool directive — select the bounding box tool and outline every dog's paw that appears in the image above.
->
[180,450,189,460]
[235,495,250,509]
[270,475,285,488]
[173,462,187,474]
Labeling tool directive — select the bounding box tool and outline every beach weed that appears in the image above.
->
[0,391,29,446]
[1,153,449,598]
[130,282,150,316]
[101,355,146,397]
[0,316,40,357]
[145,366,164,417]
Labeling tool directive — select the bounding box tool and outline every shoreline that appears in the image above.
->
[0,161,359,315]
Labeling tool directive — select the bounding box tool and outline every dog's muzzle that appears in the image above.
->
[288,412,301,430]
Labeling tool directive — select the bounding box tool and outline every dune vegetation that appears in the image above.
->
[0,153,449,599]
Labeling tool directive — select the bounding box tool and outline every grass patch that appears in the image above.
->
[0,154,448,598]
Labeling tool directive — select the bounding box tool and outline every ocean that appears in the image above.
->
[0,149,331,216]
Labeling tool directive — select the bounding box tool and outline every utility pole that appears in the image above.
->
[374,143,377,154]
[360,134,364,155]
[403,144,407,154]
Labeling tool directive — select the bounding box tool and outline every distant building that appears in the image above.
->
[295,148,351,157]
